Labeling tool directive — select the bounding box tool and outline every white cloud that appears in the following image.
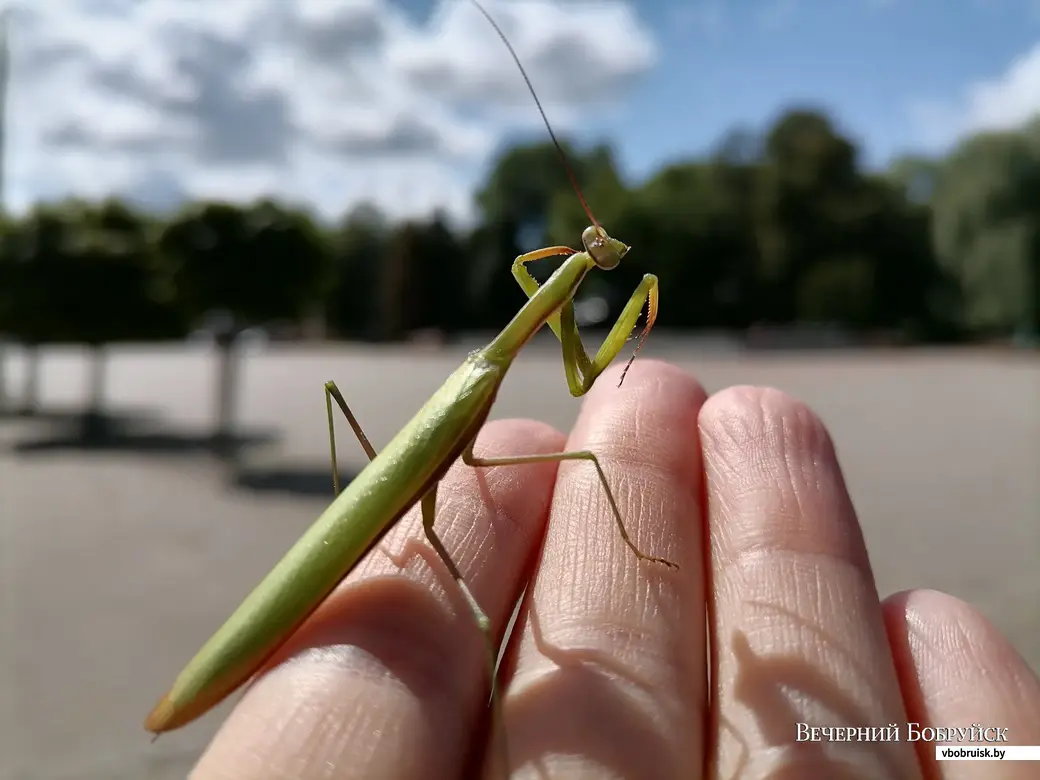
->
[909,41,1040,151]
[2,0,658,225]
[389,1,654,106]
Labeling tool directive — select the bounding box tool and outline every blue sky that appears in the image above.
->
[7,1,1039,223]
[451,0,1040,182]
[622,0,1040,176]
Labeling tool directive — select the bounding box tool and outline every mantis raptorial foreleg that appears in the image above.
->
[512,247,659,394]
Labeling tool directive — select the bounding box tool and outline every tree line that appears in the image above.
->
[1,107,1038,352]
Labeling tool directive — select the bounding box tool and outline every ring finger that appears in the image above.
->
[701,386,922,779]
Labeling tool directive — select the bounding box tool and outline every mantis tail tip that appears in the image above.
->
[144,694,176,735]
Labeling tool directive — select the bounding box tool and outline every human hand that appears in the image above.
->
[190,360,1040,779]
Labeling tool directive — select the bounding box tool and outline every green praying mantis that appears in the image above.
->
[145,0,677,749]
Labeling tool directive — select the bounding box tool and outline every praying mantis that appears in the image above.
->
[145,0,676,754]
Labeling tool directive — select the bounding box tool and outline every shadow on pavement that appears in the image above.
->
[0,405,159,426]
[229,465,362,498]
[9,411,280,458]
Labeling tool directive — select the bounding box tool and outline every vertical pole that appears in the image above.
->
[0,8,10,213]
[0,9,10,411]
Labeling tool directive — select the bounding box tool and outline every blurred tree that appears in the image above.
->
[748,108,950,336]
[617,162,723,329]
[473,140,615,328]
[542,146,637,329]
[546,143,628,246]
[2,199,181,420]
[4,205,68,413]
[0,212,16,412]
[886,154,942,205]
[379,220,421,341]
[420,212,468,336]
[466,214,523,329]
[796,254,875,325]
[932,130,1040,337]
[158,199,331,449]
[852,176,960,338]
[326,203,387,340]
[477,139,604,231]
[752,109,860,323]
[704,138,763,327]
[67,199,183,428]
[628,158,765,329]
[377,212,468,340]
[7,208,52,412]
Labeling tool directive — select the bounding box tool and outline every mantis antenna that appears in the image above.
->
[470,0,654,383]
[469,0,601,232]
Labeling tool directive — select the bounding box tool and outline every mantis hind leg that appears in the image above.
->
[511,247,659,396]
[420,482,507,775]
[462,438,677,569]
[324,380,378,495]
[324,386,506,769]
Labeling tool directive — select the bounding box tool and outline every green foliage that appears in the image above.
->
[2,199,184,345]
[931,130,1040,335]
[158,199,331,332]
[1,105,1037,346]
[325,203,388,339]
[476,139,603,230]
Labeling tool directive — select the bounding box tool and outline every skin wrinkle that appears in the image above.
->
[775,395,840,519]
[927,605,1036,714]
[940,618,988,688]
[739,559,889,694]
[703,396,798,541]
[368,425,561,595]
[705,388,870,572]
[466,435,551,546]
[909,610,990,711]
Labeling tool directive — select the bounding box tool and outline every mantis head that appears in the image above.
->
[582,225,629,270]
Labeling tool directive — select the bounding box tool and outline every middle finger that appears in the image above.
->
[502,360,709,779]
